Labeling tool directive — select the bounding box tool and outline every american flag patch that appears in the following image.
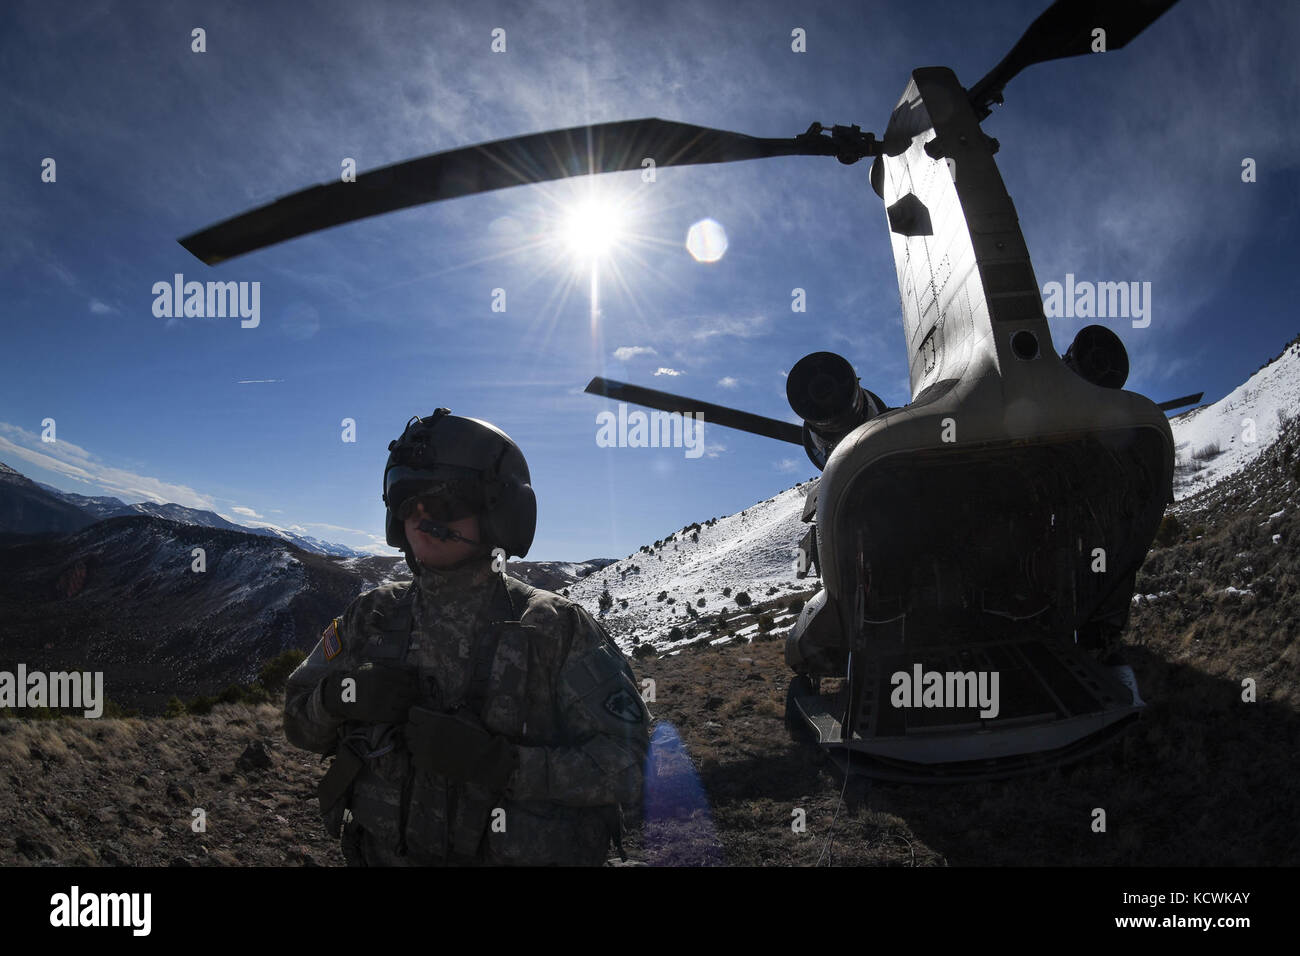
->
[321,619,342,661]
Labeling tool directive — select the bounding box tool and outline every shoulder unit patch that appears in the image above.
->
[603,687,643,724]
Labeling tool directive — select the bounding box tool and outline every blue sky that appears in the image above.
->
[2,0,1298,560]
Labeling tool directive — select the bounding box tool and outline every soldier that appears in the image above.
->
[284,409,650,865]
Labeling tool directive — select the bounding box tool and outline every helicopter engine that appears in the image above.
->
[1062,324,1129,389]
[787,351,889,470]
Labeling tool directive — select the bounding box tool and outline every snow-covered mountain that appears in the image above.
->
[0,463,96,536]
[28,480,367,558]
[1170,336,1300,500]
[0,514,368,711]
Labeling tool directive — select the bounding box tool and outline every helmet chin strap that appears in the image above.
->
[417,518,480,546]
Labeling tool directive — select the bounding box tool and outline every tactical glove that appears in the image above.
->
[405,706,519,789]
[320,662,421,723]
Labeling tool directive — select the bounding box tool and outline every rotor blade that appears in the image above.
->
[968,0,1181,117]
[181,118,833,264]
[585,377,804,445]
[1156,392,1203,412]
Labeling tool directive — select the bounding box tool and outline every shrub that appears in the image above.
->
[735,591,752,607]
[632,644,655,659]
[1154,515,1183,547]
[599,586,613,613]
[186,695,216,716]
[1192,442,1222,461]
[787,597,806,615]
[258,649,307,696]
[697,597,706,607]
[758,612,774,632]
[722,587,732,597]
[656,591,667,602]
[101,699,139,719]
[164,696,186,718]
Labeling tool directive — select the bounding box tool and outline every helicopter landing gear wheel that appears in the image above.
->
[785,673,820,743]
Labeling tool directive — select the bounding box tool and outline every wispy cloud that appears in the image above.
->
[654,367,683,376]
[774,458,800,473]
[690,315,770,342]
[0,422,215,508]
[613,345,657,361]
[88,299,116,314]
[237,379,284,384]
[717,376,738,388]
[302,521,373,536]
[231,506,263,519]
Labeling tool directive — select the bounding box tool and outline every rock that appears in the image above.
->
[704,696,724,710]
[134,774,151,788]
[166,781,196,804]
[15,834,56,860]
[236,739,273,772]
[100,840,129,864]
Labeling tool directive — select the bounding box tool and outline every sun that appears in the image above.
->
[560,198,625,261]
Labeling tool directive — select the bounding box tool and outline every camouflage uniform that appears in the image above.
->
[284,559,650,866]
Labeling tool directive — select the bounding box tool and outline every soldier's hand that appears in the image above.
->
[320,663,421,723]
[405,706,518,789]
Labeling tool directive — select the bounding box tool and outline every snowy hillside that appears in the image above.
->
[1170,337,1300,499]
[566,480,816,651]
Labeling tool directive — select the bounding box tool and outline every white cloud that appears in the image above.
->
[703,443,726,458]
[613,346,657,361]
[231,506,263,519]
[88,299,116,314]
[0,422,215,509]
[237,379,283,384]
[774,458,801,473]
[654,367,683,377]
[717,376,738,388]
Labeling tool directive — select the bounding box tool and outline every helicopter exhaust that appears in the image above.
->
[1062,325,1129,390]
[787,351,887,468]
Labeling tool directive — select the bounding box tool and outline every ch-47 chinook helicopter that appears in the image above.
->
[181,0,1202,780]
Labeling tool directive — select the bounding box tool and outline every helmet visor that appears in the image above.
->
[396,486,482,523]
